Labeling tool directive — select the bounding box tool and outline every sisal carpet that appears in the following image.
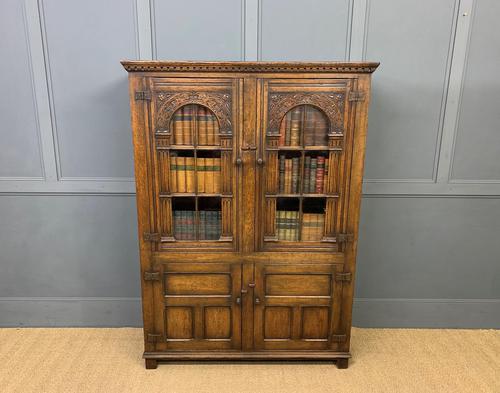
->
[0,328,498,393]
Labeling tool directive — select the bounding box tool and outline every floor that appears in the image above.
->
[0,328,498,393]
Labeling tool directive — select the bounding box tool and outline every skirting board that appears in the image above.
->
[0,297,498,328]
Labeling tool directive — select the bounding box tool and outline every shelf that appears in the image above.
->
[267,146,342,152]
[157,145,230,150]
[266,193,339,198]
[160,193,231,198]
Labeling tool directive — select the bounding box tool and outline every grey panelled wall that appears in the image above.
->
[0,0,498,327]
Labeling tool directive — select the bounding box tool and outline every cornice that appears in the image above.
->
[121,61,379,74]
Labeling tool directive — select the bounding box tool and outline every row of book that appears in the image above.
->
[171,105,220,145]
[170,154,221,193]
[279,106,329,147]
[173,210,222,240]
[276,211,325,241]
[278,155,329,194]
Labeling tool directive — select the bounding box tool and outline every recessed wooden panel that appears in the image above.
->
[204,307,231,339]
[265,274,331,296]
[301,307,329,339]
[164,273,231,295]
[264,307,291,339]
[165,307,193,339]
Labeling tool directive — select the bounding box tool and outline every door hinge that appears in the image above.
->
[336,233,354,243]
[143,232,161,242]
[335,272,352,283]
[135,91,151,101]
[348,91,365,102]
[146,333,162,343]
[331,334,347,343]
[144,271,161,281]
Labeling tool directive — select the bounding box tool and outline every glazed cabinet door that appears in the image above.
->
[151,262,242,351]
[253,263,344,351]
[144,77,241,251]
[258,78,357,252]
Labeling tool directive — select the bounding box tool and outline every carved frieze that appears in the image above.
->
[267,92,345,135]
[155,91,232,134]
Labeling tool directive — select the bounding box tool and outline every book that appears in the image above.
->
[303,156,311,193]
[291,157,300,194]
[303,107,315,146]
[197,157,205,193]
[316,156,325,193]
[289,108,302,146]
[197,106,207,145]
[185,157,195,192]
[301,213,325,241]
[198,210,206,240]
[324,158,329,191]
[176,156,185,192]
[309,158,317,193]
[278,155,286,193]
[284,159,292,193]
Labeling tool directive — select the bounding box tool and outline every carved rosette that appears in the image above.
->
[154,91,232,134]
[267,92,345,135]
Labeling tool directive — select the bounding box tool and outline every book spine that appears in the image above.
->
[278,155,286,193]
[316,156,325,193]
[303,106,314,146]
[204,158,213,193]
[184,106,193,145]
[291,157,300,194]
[285,211,292,241]
[173,110,183,145]
[197,106,206,146]
[324,158,329,191]
[290,108,302,146]
[303,156,311,194]
[185,157,195,193]
[309,158,317,193]
[177,156,186,193]
[199,210,206,240]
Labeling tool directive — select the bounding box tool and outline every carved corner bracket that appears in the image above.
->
[267,92,345,135]
[154,91,232,134]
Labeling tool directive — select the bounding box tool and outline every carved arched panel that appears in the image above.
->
[155,92,232,134]
[267,92,345,135]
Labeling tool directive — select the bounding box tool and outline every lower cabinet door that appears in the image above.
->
[253,263,343,351]
[153,262,241,351]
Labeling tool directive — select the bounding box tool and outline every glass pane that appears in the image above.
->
[167,104,225,242]
[170,104,220,146]
[279,105,329,147]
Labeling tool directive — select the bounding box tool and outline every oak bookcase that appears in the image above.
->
[122,61,378,369]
